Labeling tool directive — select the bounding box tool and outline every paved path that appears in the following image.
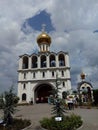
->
[14,104,52,130]
[13,104,98,130]
[72,108,98,130]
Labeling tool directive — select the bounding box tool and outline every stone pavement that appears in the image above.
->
[9,104,98,130]
[72,108,98,130]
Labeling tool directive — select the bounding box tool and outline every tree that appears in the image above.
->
[51,74,65,118]
[0,86,19,125]
[51,99,66,117]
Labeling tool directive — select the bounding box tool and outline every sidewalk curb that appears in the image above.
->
[77,124,83,130]
[77,118,83,130]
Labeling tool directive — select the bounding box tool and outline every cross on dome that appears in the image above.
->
[42,24,46,32]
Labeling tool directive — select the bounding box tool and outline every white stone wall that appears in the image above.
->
[18,52,72,103]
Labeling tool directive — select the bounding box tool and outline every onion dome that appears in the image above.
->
[37,32,51,45]
[80,72,85,80]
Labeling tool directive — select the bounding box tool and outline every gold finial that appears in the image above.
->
[42,24,46,32]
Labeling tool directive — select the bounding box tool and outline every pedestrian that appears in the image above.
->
[67,98,74,110]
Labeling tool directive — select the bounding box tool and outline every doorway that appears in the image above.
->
[35,83,53,103]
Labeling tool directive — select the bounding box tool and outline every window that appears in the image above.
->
[42,72,45,78]
[50,54,56,67]
[33,72,35,78]
[41,55,47,68]
[22,93,26,101]
[52,71,54,77]
[22,56,28,69]
[24,73,26,79]
[58,54,65,66]
[61,71,64,77]
[59,60,64,66]
[32,56,37,68]
[63,82,65,87]
[23,84,26,89]
[50,60,55,67]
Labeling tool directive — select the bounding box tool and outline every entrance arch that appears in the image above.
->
[35,83,53,103]
[78,81,93,103]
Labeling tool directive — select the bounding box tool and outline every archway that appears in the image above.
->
[35,83,53,103]
[22,93,26,101]
[78,81,93,103]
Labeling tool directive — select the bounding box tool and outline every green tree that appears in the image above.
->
[51,74,65,118]
[51,99,66,117]
[0,86,19,125]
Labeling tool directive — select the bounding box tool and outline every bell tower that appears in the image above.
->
[18,24,72,104]
[37,24,51,53]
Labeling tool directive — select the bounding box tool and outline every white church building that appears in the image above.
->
[18,26,72,104]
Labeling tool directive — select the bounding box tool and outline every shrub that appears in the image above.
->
[0,87,19,125]
[0,118,31,130]
[40,114,83,130]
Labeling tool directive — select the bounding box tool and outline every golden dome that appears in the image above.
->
[37,32,51,45]
[80,72,85,80]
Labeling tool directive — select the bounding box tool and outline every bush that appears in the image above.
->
[40,114,83,130]
[0,118,31,130]
[0,87,19,125]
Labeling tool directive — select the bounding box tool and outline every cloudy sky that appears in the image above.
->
[0,0,98,93]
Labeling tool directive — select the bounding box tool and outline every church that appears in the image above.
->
[17,26,72,104]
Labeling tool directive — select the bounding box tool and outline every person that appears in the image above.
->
[41,97,44,103]
[36,97,39,103]
[48,97,51,104]
[67,98,74,110]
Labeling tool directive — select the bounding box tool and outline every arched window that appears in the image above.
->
[50,54,56,67]
[41,55,47,68]
[62,91,67,99]
[32,56,37,68]
[58,54,65,66]
[22,56,28,69]
[22,93,26,101]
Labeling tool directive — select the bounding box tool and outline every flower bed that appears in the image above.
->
[40,114,83,130]
[0,118,31,130]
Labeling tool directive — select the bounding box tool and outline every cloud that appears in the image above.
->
[0,0,98,93]
[48,0,98,31]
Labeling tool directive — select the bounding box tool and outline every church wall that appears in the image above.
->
[18,66,71,103]
[18,29,72,104]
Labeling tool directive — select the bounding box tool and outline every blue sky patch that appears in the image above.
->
[22,10,55,33]
[93,30,98,33]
